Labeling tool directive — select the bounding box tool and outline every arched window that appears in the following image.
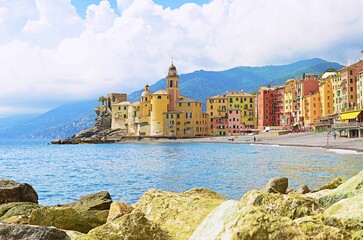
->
[158,96,162,99]
[170,80,173,87]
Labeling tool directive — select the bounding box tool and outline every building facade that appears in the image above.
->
[110,63,207,137]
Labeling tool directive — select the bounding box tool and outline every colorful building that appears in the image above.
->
[207,91,257,136]
[302,91,321,126]
[110,63,207,137]
[319,73,334,117]
[258,86,284,130]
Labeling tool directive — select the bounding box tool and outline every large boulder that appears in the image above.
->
[64,191,112,211]
[132,188,226,240]
[240,190,323,220]
[0,179,38,204]
[307,170,363,208]
[0,223,70,240]
[261,177,288,194]
[29,207,109,233]
[324,193,363,223]
[0,202,39,224]
[190,200,306,240]
[74,211,171,240]
[107,201,134,222]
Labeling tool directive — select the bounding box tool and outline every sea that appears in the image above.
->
[0,139,362,206]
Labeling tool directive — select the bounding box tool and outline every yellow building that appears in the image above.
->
[110,63,207,137]
[332,71,342,114]
[302,91,321,125]
[319,76,333,117]
[357,70,363,109]
[284,79,297,114]
[207,91,257,136]
[226,91,257,129]
[206,95,227,135]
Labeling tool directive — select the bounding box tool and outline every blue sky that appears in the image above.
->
[71,0,210,17]
[0,0,362,118]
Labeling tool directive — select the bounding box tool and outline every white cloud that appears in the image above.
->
[0,0,363,117]
[86,0,117,33]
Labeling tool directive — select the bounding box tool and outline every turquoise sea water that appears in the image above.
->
[0,140,362,206]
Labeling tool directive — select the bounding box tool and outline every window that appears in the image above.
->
[350,87,354,92]
[124,106,127,110]
[350,79,353,83]
[351,95,354,99]
[177,114,180,118]
[158,96,162,99]
[179,103,182,106]
[118,106,121,110]
[188,103,190,106]
[166,114,169,119]
[124,114,127,119]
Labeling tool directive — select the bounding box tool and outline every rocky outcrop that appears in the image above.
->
[190,200,305,240]
[28,192,112,233]
[0,202,39,224]
[107,201,134,222]
[75,211,171,240]
[29,207,109,234]
[132,188,226,240]
[261,177,288,194]
[295,214,353,239]
[0,223,70,240]
[63,191,112,211]
[307,169,363,208]
[0,179,38,204]
[324,193,363,222]
[317,177,343,191]
[240,190,323,220]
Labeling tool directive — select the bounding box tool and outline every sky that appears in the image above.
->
[0,0,362,118]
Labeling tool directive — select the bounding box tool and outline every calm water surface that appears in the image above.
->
[0,140,362,205]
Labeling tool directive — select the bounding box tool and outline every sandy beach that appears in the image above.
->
[158,132,363,153]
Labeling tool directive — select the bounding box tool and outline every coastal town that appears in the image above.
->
[101,51,363,139]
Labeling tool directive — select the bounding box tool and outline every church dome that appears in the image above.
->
[141,84,151,97]
[169,64,176,71]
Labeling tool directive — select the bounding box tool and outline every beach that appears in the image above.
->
[158,132,363,152]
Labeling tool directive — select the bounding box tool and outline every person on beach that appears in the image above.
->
[333,131,337,140]
[254,136,256,142]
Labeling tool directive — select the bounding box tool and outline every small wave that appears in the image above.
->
[326,149,362,155]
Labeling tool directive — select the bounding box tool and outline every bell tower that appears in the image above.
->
[166,62,179,111]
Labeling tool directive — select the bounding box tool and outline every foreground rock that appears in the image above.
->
[29,191,112,233]
[107,201,134,222]
[190,200,305,240]
[240,190,323,220]
[0,179,38,204]
[0,202,39,224]
[261,177,288,194]
[132,188,226,240]
[75,211,171,240]
[307,170,363,208]
[0,223,70,240]
[63,191,112,211]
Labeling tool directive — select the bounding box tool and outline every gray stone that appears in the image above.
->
[64,191,112,211]
[261,177,289,194]
[0,179,38,204]
[0,223,70,240]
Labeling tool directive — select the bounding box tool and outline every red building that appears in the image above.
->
[258,86,284,130]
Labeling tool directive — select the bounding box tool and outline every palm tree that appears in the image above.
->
[98,96,107,106]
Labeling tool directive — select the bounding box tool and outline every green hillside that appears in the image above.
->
[128,58,343,103]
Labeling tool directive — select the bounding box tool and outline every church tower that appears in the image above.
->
[166,62,179,111]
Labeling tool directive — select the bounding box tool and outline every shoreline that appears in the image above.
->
[134,132,363,153]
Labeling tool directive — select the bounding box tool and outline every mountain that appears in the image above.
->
[0,114,39,131]
[0,101,97,139]
[128,58,343,103]
[0,58,344,139]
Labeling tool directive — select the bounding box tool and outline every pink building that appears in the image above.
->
[212,117,228,136]
[228,109,242,134]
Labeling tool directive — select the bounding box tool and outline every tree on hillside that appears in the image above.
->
[98,96,107,106]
